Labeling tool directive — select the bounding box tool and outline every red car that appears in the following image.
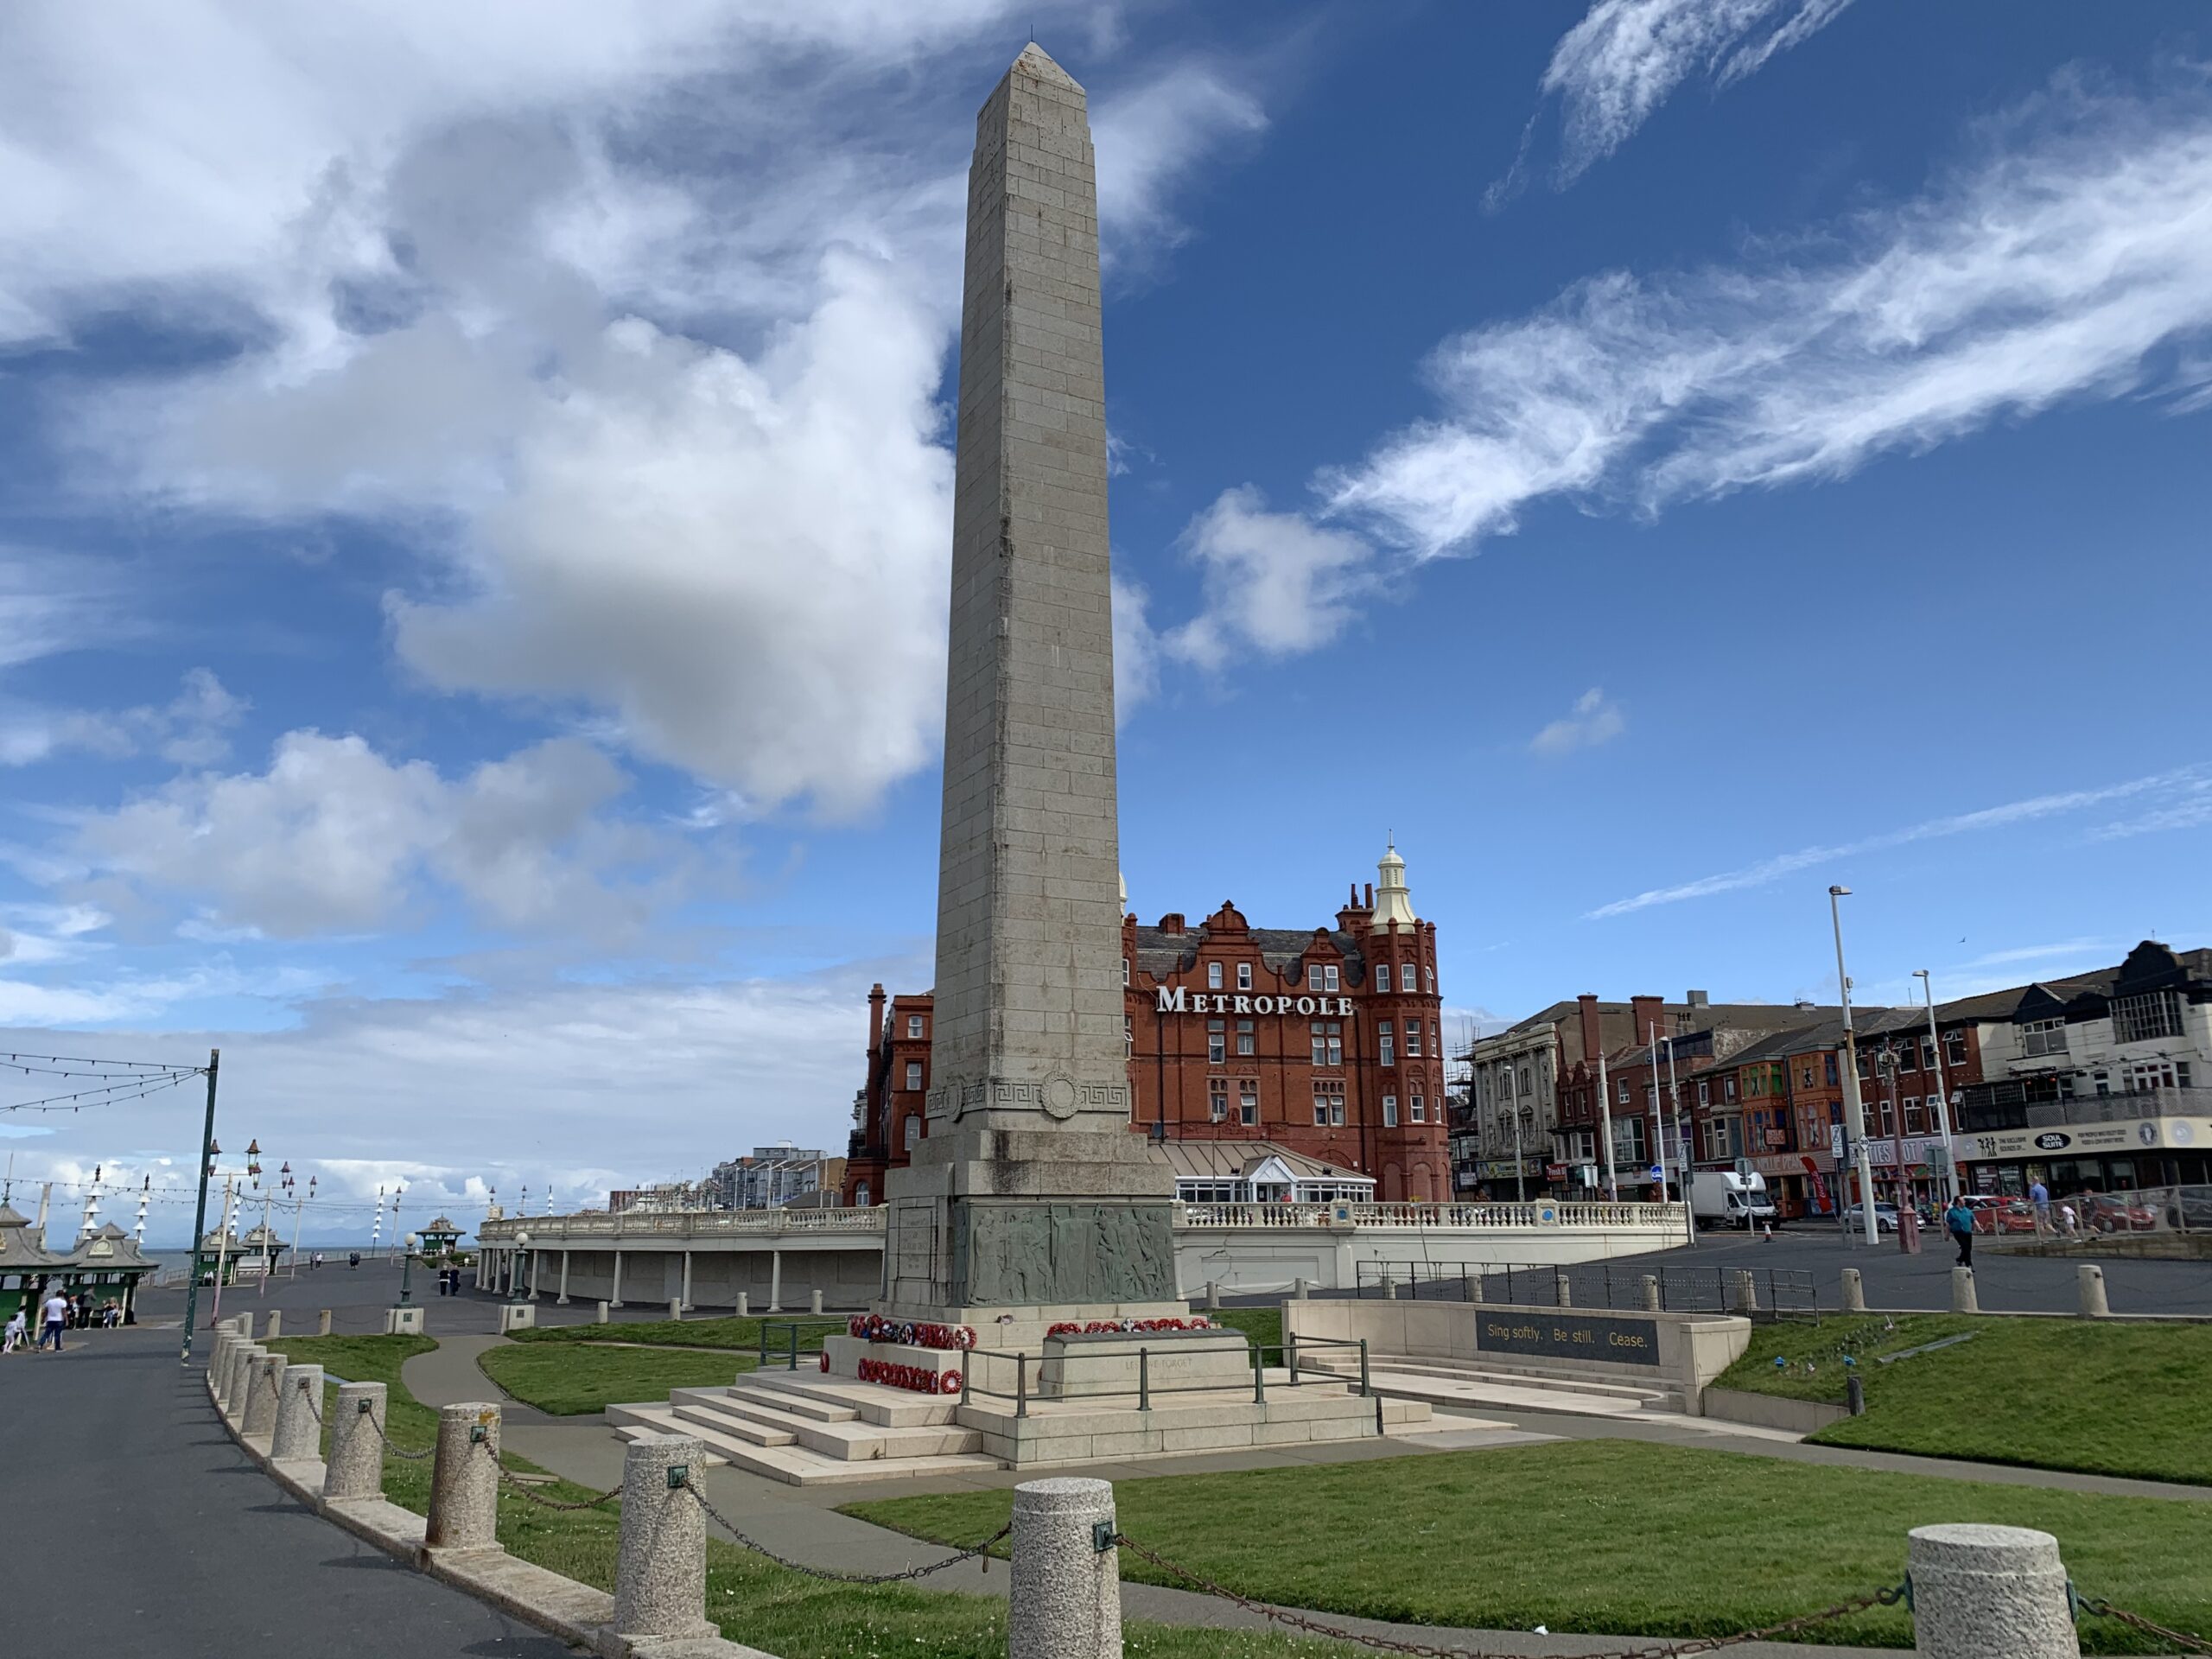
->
[2082,1196,2158,1233]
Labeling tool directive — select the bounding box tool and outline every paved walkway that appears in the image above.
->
[0,1325,574,1658]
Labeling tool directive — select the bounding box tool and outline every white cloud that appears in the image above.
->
[62,730,695,938]
[16,6,1270,812]
[1163,486,1376,672]
[1340,76,2212,557]
[2,668,247,769]
[1109,574,1160,722]
[1586,766,2202,918]
[1530,687,1625,756]
[1495,0,1854,200]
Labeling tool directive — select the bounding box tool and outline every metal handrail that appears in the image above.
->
[755,1318,844,1370]
[955,1333,1376,1416]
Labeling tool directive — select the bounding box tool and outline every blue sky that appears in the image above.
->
[4,2,2209,1242]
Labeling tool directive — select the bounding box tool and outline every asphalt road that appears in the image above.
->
[0,1325,575,1659]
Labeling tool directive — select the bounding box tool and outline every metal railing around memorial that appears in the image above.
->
[1353,1259,1821,1323]
[755,1318,847,1370]
[958,1333,1379,1424]
[1176,1199,1687,1231]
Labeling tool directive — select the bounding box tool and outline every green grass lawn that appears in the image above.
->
[1713,1314,2212,1485]
[507,1314,845,1355]
[260,1332,1343,1659]
[477,1340,758,1414]
[846,1440,2212,1652]
[1209,1306,1282,1352]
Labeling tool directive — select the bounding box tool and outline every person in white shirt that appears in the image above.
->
[2,1308,25,1354]
[38,1289,69,1352]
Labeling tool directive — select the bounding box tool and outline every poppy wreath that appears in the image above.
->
[847,1313,977,1351]
[856,1357,963,1395]
[1046,1316,1213,1338]
[818,1351,830,1373]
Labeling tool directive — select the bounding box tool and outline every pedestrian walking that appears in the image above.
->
[3,1308,25,1354]
[1944,1195,1975,1268]
[36,1288,69,1352]
[2028,1176,2050,1234]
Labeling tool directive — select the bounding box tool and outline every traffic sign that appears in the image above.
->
[1647,1165,1665,1184]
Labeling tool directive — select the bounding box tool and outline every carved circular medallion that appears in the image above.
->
[1042,1072,1079,1120]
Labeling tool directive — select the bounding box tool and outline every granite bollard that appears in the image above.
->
[1011,1477,1121,1659]
[267,1310,283,1339]
[209,1328,235,1392]
[1729,1270,1759,1315]
[1841,1267,1866,1313]
[243,1352,289,1438]
[1205,1281,1221,1310]
[319,1309,334,1336]
[810,1287,824,1316]
[668,1298,683,1322]
[1908,1523,2078,1657]
[324,1382,388,1502]
[1292,1278,1309,1300]
[734,1293,747,1318]
[596,1300,610,1325]
[1950,1267,1979,1314]
[1640,1274,1661,1312]
[611,1433,715,1645]
[2076,1264,2109,1319]
[272,1363,324,1461]
[237,1311,256,1340]
[1554,1270,1573,1308]
[425,1402,503,1554]
[225,1343,264,1416]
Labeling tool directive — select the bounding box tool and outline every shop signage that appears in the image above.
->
[1155,988,1357,1018]
[1479,1312,1660,1368]
[1865,1136,1952,1168]
[1957,1116,2212,1161]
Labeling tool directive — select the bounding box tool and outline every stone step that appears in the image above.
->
[666,1395,798,1447]
[1359,1368,1667,1419]
[723,1378,861,1424]
[691,1386,982,1464]
[605,1407,726,1464]
[1320,1358,1667,1404]
[743,1372,961,1429]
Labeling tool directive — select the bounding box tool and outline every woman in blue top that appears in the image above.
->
[1943,1197,1975,1268]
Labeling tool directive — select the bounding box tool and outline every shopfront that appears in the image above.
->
[1957,1116,2211,1198]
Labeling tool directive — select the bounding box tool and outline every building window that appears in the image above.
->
[1920,1036,1936,1070]
[1618,1078,1630,1104]
[1123,957,1130,986]
[1314,1080,1345,1127]
[2112,990,2183,1046]
[1232,1018,1254,1057]
[1411,1095,1426,1123]
[1645,1085,1656,1109]
[1236,961,1253,991]
[1857,1049,1871,1077]
[1425,965,1435,993]
[1406,1020,1423,1058]
[1325,1022,1343,1066]
[1208,1020,1225,1065]
[1725,1077,1737,1102]
[2021,1017,2069,1058]
[1209,1078,1229,1122]
[904,1061,923,1090]
[1876,1096,1896,1137]
[1696,1079,1709,1105]
[902,1116,921,1152]
[1382,1094,1399,1128]
[1322,963,1339,992]
[1376,964,1391,994]
[1239,1079,1259,1126]
[1826,1054,1840,1086]
[855,1181,870,1207]
[1207,962,1223,989]
[1904,1096,1926,1135]
[1898,1041,1918,1072]
[1943,1029,1967,1067]
[1378,1023,1395,1067]
[906,1014,923,1039]
[1519,1065,1532,1096]
[1125,1015,1135,1058]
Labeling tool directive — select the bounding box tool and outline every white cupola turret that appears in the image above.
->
[1371,836,1417,929]
[1118,870,1128,915]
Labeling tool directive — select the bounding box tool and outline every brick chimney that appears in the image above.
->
[1629,994,1664,1048]
[867,983,887,1058]
[1577,993,1603,1065]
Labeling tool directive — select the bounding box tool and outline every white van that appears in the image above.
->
[1689,1169,1777,1229]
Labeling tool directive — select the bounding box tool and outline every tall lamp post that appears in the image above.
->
[509,1229,532,1302]
[1913,969,1958,1206]
[398,1233,420,1305]
[1829,887,1879,1245]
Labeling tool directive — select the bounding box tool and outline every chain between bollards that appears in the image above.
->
[2080,1595,2212,1654]
[679,1473,1012,1584]
[1109,1530,1907,1659]
[474,1440,625,1512]
[360,1401,436,1460]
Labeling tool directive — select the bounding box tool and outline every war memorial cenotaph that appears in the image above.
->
[818,50,1408,1457]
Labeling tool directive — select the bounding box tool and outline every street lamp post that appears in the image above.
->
[1665,1034,1695,1245]
[1829,887,1879,1245]
[1914,969,1957,1206]
[509,1229,532,1301]
[399,1233,419,1305]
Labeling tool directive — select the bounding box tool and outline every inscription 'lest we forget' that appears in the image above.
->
[1478,1313,1661,1368]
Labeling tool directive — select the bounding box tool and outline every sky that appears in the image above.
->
[3,2,2209,1244]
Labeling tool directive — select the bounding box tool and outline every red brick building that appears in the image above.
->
[843,845,1449,1205]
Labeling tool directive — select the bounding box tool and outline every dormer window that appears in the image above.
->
[1207,962,1223,989]
[1322,963,1339,992]
[1236,962,1253,991]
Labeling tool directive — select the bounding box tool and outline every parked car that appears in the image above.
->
[1838,1202,1900,1233]
[2164,1188,2212,1231]
[2082,1195,2158,1233]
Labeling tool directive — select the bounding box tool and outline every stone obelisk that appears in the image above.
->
[880,45,1178,1318]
